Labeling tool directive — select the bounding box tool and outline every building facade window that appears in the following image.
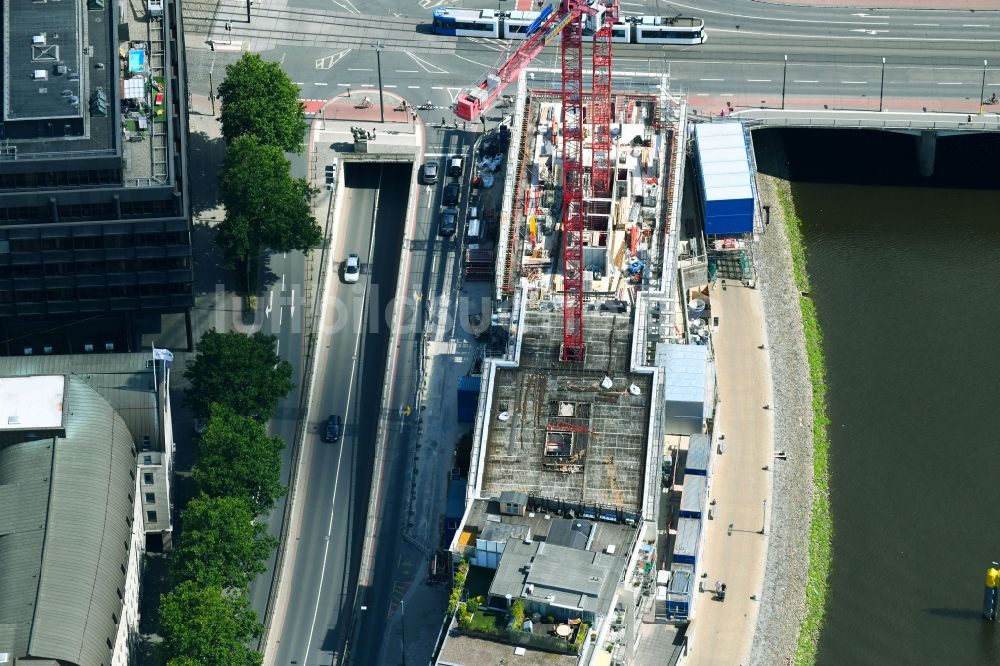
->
[147,511,157,523]
[145,492,155,504]
[143,472,154,485]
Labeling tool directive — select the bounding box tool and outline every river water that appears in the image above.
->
[774,129,1000,665]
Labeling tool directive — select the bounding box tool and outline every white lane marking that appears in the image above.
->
[913,23,939,27]
[405,51,448,74]
[670,0,894,26]
[937,82,964,85]
[850,13,888,18]
[710,27,1000,43]
[700,78,724,81]
[747,79,772,83]
[964,24,990,28]
[384,84,397,88]
[314,82,328,86]
[337,83,351,87]
[348,68,372,71]
[721,93,734,97]
[282,273,286,291]
[408,85,421,89]
[453,53,491,68]
[793,80,820,83]
[431,86,444,90]
[276,339,279,354]
[279,307,283,326]
[316,49,351,70]
[293,82,305,86]
[361,83,374,87]
[850,28,889,34]
[266,290,274,318]
[841,81,868,84]
[620,1,642,5]
[695,93,710,96]
[397,70,420,73]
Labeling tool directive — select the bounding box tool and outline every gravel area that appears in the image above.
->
[747,130,815,665]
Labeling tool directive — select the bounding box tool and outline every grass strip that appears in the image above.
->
[775,182,833,666]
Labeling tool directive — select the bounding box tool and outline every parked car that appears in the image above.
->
[439,208,458,237]
[442,182,460,206]
[448,156,465,177]
[421,162,439,184]
[344,253,361,283]
[324,414,342,442]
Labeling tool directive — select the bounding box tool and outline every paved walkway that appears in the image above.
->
[685,283,774,665]
[756,0,1000,8]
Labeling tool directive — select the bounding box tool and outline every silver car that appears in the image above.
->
[344,253,361,283]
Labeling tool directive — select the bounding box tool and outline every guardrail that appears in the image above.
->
[707,109,1000,132]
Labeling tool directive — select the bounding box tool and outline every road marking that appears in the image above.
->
[348,68,373,71]
[408,85,421,89]
[282,273,286,291]
[720,93,734,97]
[361,83,374,87]
[747,79,772,83]
[384,84,397,88]
[453,53,490,68]
[695,93,710,96]
[913,23,939,27]
[937,82,963,85]
[711,26,1000,43]
[850,13,888,18]
[700,78,724,82]
[397,70,420,73]
[314,82,328,86]
[841,80,868,84]
[405,51,448,74]
[431,86,444,90]
[964,24,990,28]
[446,87,463,102]
[793,80,819,83]
[293,82,304,86]
[316,49,351,70]
[850,28,889,34]
[331,0,361,13]
[337,83,351,87]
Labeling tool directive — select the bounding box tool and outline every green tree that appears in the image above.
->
[217,52,307,153]
[184,329,293,422]
[216,135,322,289]
[511,598,525,630]
[194,404,286,515]
[171,494,278,589]
[158,581,263,666]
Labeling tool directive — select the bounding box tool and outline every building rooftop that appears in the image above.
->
[1,0,116,155]
[0,375,65,430]
[0,376,137,665]
[489,538,625,616]
[461,498,637,558]
[481,308,652,515]
[437,630,578,666]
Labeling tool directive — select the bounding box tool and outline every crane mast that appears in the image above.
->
[453,0,616,362]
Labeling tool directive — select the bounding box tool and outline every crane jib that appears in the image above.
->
[525,4,553,37]
[543,12,576,46]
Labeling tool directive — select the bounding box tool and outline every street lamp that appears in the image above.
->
[879,57,886,112]
[373,42,386,124]
[980,59,988,114]
[400,599,408,666]
[781,54,788,110]
[759,499,767,535]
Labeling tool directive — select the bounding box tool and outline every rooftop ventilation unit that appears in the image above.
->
[8,415,21,425]
[32,34,46,46]
[33,70,48,81]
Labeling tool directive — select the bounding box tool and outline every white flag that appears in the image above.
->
[152,347,173,363]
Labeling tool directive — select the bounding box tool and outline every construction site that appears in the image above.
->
[431,1,763,664]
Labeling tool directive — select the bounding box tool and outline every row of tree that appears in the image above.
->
[213,53,323,294]
[157,330,295,665]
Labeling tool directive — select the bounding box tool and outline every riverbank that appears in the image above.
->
[748,131,831,665]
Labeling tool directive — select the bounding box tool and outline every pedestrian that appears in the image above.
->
[967,115,972,123]
[372,128,377,139]
[412,112,417,121]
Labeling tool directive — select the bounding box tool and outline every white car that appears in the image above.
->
[344,253,361,283]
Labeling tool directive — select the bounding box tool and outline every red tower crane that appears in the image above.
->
[453,0,615,362]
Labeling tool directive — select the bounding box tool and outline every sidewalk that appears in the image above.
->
[685,283,774,666]
[688,95,1000,121]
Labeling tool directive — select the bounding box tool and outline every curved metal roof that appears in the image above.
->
[0,376,137,666]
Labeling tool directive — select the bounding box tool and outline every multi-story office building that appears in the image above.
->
[0,0,192,355]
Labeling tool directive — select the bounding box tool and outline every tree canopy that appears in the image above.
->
[217,52,308,153]
[194,404,286,515]
[184,328,294,422]
[216,134,322,269]
[158,581,263,666]
[171,494,278,589]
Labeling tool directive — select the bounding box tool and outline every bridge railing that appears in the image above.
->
[699,109,1000,133]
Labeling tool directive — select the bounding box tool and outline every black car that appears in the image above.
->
[324,414,342,442]
[448,156,464,177]
[442,182,460,207]
[439,208,458,237]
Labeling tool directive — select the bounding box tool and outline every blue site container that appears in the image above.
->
[457,375,481,423]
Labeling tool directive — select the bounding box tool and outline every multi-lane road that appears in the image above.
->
[179,2,999,664]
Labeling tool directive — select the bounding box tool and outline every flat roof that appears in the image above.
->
[686,433,712,473]
[482,309,652,514]
[679,475,707,515]
[694,122,753,202]
[673,517,701,560]
[0,376,64,430]
[489,538,625,615]
[656,343,711,407]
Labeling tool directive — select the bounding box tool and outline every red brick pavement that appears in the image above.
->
[303,94,413,124]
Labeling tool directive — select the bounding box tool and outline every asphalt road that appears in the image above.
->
[272,162,411,666]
